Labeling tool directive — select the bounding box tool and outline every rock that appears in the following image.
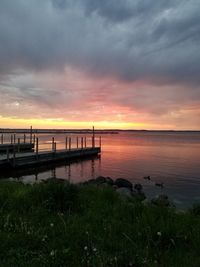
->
[95,176,106,184]
[115,178,133,190]
[144,176,151,180]
[105,177,114,185]
[82,176,114,187]
[151,194,170,207]
[116,187,132,198]
[134,183,143,192]
[155,182,164,188]
[43,178,67,184]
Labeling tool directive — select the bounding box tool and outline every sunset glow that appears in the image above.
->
[0,116,152,130]
[0,1,200,130]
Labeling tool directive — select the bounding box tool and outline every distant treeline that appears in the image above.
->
[0,128,199,134]
[0,128,119,134]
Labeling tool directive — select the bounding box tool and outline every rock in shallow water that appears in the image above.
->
[134,183,143,192]
[115,178,133,190]
[105,177,114,185]
[95,176,106,184]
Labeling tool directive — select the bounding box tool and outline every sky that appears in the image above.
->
[0,0,200,130]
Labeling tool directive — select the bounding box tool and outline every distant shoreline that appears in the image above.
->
[0,129,119,134]
[0,128,200,134]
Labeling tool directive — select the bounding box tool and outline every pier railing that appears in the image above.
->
[0,134,101,169]
[0,133,101,155]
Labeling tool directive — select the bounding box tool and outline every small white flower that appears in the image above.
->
[84,246,88,250]
[93,247,97,252]
[142,258,147,263]
[157,231,162,236]
[50,250,55,256]
[50,223,54,227]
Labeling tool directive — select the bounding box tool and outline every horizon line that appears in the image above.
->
[0,128,200,132]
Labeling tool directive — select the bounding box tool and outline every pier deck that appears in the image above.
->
[0,143,34,153]
[0,147,101,169]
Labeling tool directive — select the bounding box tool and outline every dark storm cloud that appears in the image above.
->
[0,0,200,85]
[81,0,176,22]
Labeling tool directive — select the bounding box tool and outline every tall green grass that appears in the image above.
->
[0,180,200,267]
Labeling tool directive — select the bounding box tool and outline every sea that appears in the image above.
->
[1,131,200,209]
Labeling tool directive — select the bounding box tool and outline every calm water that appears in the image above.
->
[1,131,200,208]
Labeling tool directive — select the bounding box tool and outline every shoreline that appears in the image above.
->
[1,175,199,210]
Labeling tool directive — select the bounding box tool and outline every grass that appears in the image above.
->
[0,180,200,267]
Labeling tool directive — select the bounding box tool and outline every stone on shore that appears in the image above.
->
[85,176,113,185]
[115,178,133,190]
[105,177,114,185]
[134,183,143,192]
[82,176,147,201]
[95,176,107,184]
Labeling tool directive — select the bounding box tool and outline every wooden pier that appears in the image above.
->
[0,131,35,153]
[0,143,34,153]
[0,147,101,169]
[0,126,101,170]
[0,127,101,170]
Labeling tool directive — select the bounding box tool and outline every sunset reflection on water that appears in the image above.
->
[1,131,200,208]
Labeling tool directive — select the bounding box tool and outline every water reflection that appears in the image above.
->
[2,155,101,183]
[1,131,200,208]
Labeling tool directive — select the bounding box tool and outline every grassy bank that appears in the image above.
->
[0,180,200,267]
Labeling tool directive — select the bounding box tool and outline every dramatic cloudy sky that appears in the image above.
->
[0,0,200,129]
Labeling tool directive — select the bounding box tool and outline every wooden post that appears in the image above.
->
[65,137,68,150]
[81,137,83,149]
[52,137,55,151]
[14,134,16,144]
[33,134,36,145]
[24,134,26,143]
[92,126,95,148]
[54,142,57,152]
[84,136,86,148]
[1,134,3,144]
[36,137,39,160]
[11,135,13,144]
[99,136,101,148]
[30,125,33,144]
[17,138,20,153]
[69,137,71,150]
[76,137,79,148]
